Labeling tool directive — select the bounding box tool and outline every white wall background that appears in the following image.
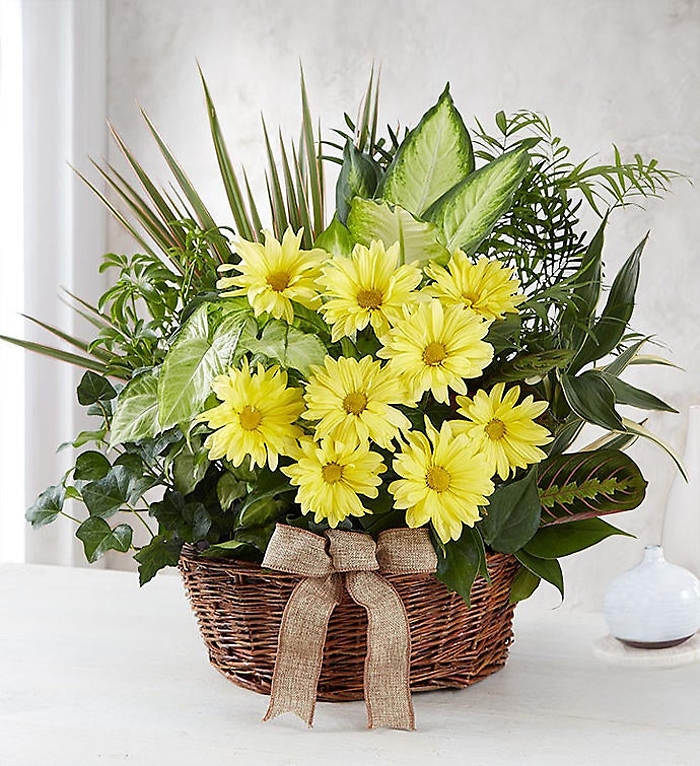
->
[100,0,700,609]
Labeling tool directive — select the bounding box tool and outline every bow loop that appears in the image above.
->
[326,528,379,572]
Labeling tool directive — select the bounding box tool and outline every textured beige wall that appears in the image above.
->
[105,0,700,609]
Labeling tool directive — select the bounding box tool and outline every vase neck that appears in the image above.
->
[644,544,665,562]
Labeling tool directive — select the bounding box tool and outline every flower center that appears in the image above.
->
[422,341,447,366]
[239,405,263,431]
[426,465,451,493]
[343,391,368,415]
[461,291,479,308]
[321,462,344,484]
[356,288,383,310]
[266,270,291,292]
[485,418,506,440]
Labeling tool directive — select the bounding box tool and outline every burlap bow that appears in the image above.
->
[261,524,437,730]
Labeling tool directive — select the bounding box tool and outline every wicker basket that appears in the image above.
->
[179,544,520,702]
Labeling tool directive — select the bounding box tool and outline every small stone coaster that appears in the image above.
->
[594,634,700,668]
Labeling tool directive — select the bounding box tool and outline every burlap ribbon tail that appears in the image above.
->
[261,524,438,730]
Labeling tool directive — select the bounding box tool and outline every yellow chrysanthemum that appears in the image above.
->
[199,360,305,470]
[282,439,387,527]
[388,419,495,543]
[426,252,525,321]
[303,355,412,449]
[318,240,422,341]
[454,382,552,480]
[217,227,327,323]
[377,300,494,404]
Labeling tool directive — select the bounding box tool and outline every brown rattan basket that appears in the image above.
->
[179,543,520,701]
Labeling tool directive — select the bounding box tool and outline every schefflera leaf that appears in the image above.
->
[537,449,647,525]
[426,142,532,254]
[347,198,449,265]
[379,84,474,217]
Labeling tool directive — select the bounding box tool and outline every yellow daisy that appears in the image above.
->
[199,360,305,470]
[388,419,495,543]
[454,382,552,480]
[217,227,327,323]
[282,439,387,527]
[377,300,494,404]
[303,355,412,449]
[318,240,422,341]
[426,251,525,322]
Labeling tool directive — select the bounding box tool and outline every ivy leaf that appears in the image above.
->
[26,485,65,527]
[74,451,111,482]
[82,464,154,518]
[76,517,132,563]
[150,491,211,542]
[77,370,117,406]
[134,535,183,585]
[434,526,487,606]
[479,469,541,553]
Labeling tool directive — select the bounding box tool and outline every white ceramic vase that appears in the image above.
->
[603,545,700,648]
[662,404,700,576]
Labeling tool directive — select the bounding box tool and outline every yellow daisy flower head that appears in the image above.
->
[318,239,422,341]
[377,299,494,404]
[217,227,327,323]
[426,251,525,322]
[388,419,495,544]
[282,438,387,528]
[199,359,305,471]
[303,355,412,449]
[454,382,553,481]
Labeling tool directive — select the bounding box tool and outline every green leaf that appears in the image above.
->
[569,234,647,373]
[110,368,161,445]
[0,334,111,376]
[621,418,687,480]
[314,214,355,258]
[245,320,327,378]
[172,444,210,496]
[235,521,279,552]
[347,198,449,265]
[150,491,211,542]
[548,416,584,457]
[74,451,111,481]
[525,517,631,558]
[596,370,677,413]
[426,143,531,254]
[509,567,541,604]
[158,303,253,429]
[492,349,573,383]
[216,472,247,511]
[335,140,379,224]
[514,550,564,599]
[434,526,487,606]
[134,535,183,585]
[77,371,117,406]
[479,469,541,553]
[560,370,623,431]
[82,465,154,518]
[379,84,474,216]
[76,517,132,563]
[537,449,647,524]
[26,485,65,527]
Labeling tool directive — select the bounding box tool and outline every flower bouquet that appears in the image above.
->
[6,70,681,729]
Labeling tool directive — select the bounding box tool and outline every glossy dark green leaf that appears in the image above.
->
[434,526,487,606]
[77,371,117,406]
[560,370,623,431]
[596,370,677,413]
[515,550,564,599]
[150,491,212,542]
[538,449,647,524]
[76,517,132,563]
[548,416,584,457]
[26,485,65,527]
[134,535,183,585]
[336,140,379,223]
[569,234,647,373]
[525,517,631,558]
[74,451,111,481]
[479,469,541,553]
[216,472,247,512]
[509,566,541,604]
[82,464,154,518]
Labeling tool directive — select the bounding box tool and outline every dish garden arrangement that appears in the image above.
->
[5,69,681,729]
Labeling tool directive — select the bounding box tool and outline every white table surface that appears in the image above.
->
[1,562,699,766]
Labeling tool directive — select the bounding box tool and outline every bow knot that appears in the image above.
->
[261,524,437,730]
